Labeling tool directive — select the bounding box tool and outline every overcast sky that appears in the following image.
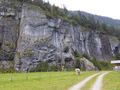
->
[43,0,120,19]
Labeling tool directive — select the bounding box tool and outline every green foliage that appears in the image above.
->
[74,55,113,71]
[109,36,119,42]
[43,11,53,18]
[115,54,120,60]
[82,54,90,60]
[90,58,113,70]
[30,62,62,72]
[9,52,15,55]
[42,37,49,41]
[8,43,14,49]
[73,50,80,57]
[4,67,15,73]
[49,64,61,71]
[0,67,14,73]
[69,20,78,25]
[68,12,120,41]
[30,61,49,72]
[34,37,49,43]
[16,52,22,59]
[0,50,2,54]
[28,4,40,10]
[34,39,41,43]
[26,50,34,55]
[74,59,81,68]
[23,49,34,56]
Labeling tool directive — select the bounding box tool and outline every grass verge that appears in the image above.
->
[102,71,120,90]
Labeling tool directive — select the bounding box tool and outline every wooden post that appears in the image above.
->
[10,73,13,81]
[26,72,28,80]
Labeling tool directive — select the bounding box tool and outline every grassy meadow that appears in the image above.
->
[0,71,99,90]
[103,71,120,90]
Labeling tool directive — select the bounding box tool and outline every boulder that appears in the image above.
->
[80,58,97,71]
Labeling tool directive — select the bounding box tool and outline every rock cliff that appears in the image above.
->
[0,0,120,72]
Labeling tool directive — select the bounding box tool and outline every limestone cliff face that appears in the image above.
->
[0,0,22,69]
[0,1,120,72]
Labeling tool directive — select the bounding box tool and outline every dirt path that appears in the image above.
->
[92,72,110,90]
[69,73,101,90]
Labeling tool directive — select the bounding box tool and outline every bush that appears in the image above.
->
[5,67,15,73]
[73,50,79,57]
[0,67,15,73]
[26,50,34,55]
[90,58,113,70]
[115,54,120,60]
[30,62,62,72]
[30,61,49,72]
[69,20,78,25]
[82,54,90,60]
[49,65,61,71]
[16,52,22,59]
[74,59,81,69]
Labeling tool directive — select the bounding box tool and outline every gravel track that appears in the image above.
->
[92,72,110,90]
[69,73,101,90]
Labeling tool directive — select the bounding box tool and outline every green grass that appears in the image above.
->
[102,71,120,90]
[0,71,99,90]
[81,73,100,90]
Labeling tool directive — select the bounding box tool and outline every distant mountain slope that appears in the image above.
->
[70,11,120,28]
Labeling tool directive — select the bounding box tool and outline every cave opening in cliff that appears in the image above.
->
[65,57,73,62]
[114,47,119,55]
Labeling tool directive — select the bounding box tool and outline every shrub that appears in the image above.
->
[8,43,14,49]
[30,61,49,72]
[69,20,78,25]
[49,65,61,71]
[41,37,49,41]
[30,62,62,72]
[26,50,34,55]
[115,54,120,60]
[34,40,41,43]
[90,57,113,70]
[90,58,101,70]
[16,52,22,59]
[28,4,40,10]
[73,50,79,57]
[82,54,90,60]
[5,67,15,73]
[0,67,15,73]
[74,59,81,69]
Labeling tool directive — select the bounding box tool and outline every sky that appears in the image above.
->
[43,0,120,19]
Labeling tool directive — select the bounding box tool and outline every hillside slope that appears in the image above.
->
[70,11,120,28]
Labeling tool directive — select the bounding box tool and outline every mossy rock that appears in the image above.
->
[16,52,22,59]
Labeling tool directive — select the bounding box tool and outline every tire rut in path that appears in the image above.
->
[92,72,110,90]
[69,73,101,90]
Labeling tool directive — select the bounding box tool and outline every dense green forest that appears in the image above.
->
[71,11,120,28]
[17,0,120,40]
